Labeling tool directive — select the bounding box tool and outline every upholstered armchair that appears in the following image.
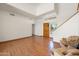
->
[52,36,79,56]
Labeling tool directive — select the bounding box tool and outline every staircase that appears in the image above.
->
[52,11,79,42]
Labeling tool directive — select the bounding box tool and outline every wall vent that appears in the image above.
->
[10,13,15,16]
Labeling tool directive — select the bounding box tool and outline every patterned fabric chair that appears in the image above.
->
[52,36,79,56]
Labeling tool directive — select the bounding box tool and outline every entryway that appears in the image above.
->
[43,23,49,37]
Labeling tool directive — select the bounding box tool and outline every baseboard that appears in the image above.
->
[0,36,32,43]
[0,35,54,43]
[53,39,60,43]
[34,35,53,39]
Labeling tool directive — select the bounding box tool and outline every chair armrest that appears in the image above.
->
[51,48,67,56]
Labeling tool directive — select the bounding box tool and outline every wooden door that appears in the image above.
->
[43,23,49,37]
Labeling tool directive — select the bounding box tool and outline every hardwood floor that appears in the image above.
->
[0,36,60,56]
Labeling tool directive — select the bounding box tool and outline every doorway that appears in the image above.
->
[43,23,49,37]
[32,24,35,36]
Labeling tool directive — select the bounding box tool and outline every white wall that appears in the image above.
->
[56,3,77,26]
[35,12,56,36]
[0,10,34,42]
[52,12,79,42]
[35,3,77,37]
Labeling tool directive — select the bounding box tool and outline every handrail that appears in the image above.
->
[53,11,79,32]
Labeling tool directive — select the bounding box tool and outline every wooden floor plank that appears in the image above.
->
[0,36,60,56]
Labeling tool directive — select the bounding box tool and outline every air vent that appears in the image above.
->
[9,13,15,16]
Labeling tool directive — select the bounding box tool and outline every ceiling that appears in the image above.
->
[0,3,55,18]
